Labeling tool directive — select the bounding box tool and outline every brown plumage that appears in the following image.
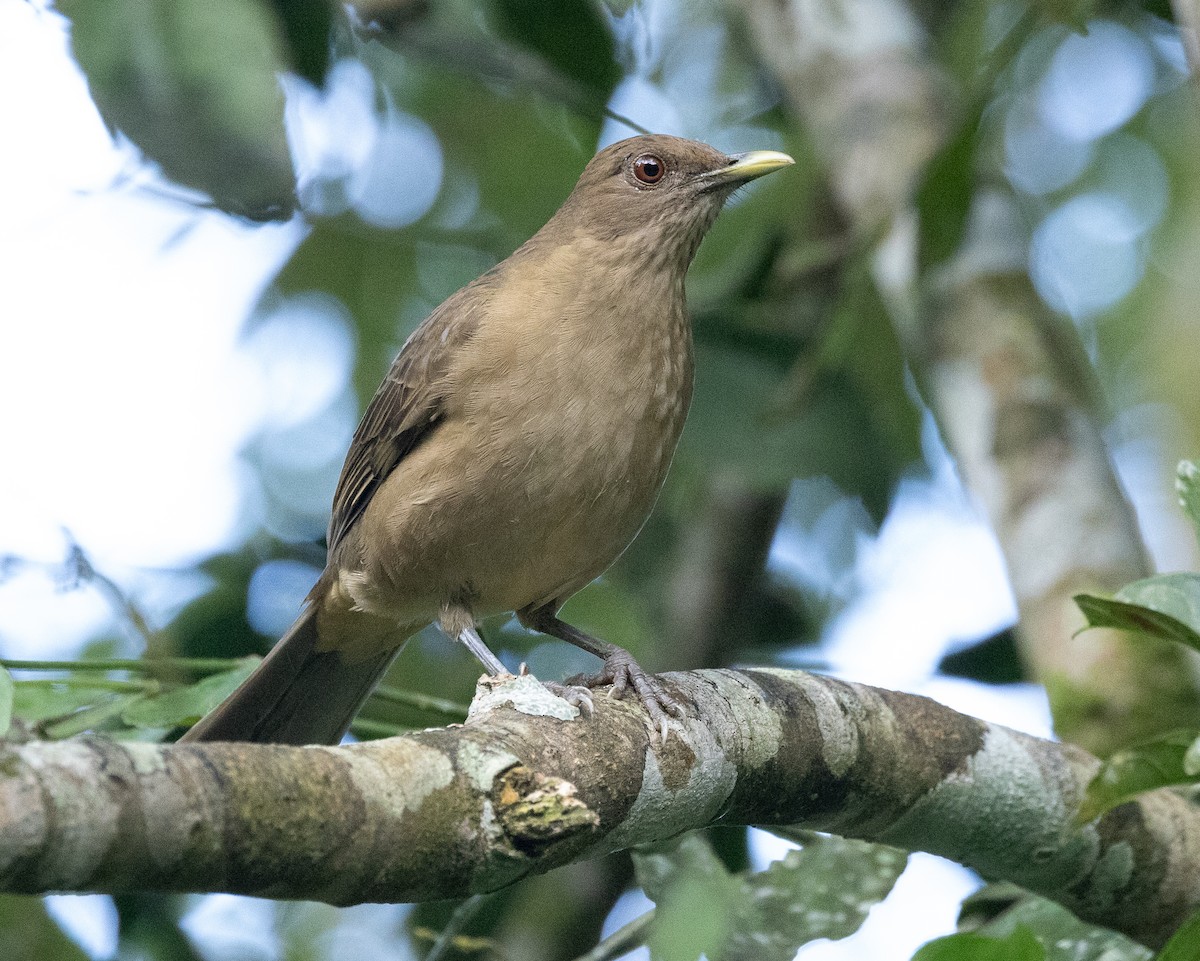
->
[182,134,793,745]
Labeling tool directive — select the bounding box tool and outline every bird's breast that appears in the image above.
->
[348,238,696,622]
[448,251,694,606]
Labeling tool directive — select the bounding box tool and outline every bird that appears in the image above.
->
[182,134,793,746]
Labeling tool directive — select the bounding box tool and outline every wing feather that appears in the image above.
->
[327,293,481,551]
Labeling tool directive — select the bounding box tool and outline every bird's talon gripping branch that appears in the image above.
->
[565,647,682,742]
[543,682,595,716]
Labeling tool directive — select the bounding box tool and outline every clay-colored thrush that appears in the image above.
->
[183,134,793,745]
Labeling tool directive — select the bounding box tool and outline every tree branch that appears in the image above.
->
[2,669,1197,948]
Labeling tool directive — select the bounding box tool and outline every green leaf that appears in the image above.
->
[0,666,12,738]
[634,833,906,961]
[490,0,619,103]
[121,659,259,729]
[43,693,151,739]
[12,682,126,723]
[0,895,90,961]
[1077,729,1200,824]
[634,834,747,961]
[916,111,980,272]
[1177,461,1200,549]
[961,886,1151,961]
[731,835,907,958]
[1158,907,1200,961]
[1075,573,1200,653]
[677,343,904,519]
[265,0,332,86]
[914,928,1045,961]
[58,0,295,219]
[827,268,924,476]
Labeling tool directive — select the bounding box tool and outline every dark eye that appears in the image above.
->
[632,154,665,185]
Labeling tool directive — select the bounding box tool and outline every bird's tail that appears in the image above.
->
[179,602,402,746]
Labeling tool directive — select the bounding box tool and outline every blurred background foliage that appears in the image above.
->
[4,0,1200,957]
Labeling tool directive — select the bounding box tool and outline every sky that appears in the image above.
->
[0,1,1187,959]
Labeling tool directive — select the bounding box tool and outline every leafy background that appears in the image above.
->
[2,0,1200,958]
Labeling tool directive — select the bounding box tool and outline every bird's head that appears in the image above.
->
[552,134,794,271]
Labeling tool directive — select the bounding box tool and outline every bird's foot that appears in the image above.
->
[508,663,593,715]
[541,681,595,716]
[566,647,685,744]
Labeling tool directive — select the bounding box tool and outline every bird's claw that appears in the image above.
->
[543,681,595,716]
[566,648,686,745]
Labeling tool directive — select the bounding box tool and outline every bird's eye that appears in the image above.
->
[632,154,665,185]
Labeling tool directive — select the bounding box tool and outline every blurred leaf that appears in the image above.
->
[13,682,127,723]
[634,833,905,961]
[490,0,619,102]
[1033,0,1095,30]
[678,343,903,519]
[364,24,614,151]
[169,549,273,660]
[44,693,151,739]
[113,892,206,961]
[731,836,906,958]
[914,928,1045,961]
[634,834,746,961]
[266,0,334,85]
[1159,908,1200,961]
[0,665,12,738]
[1075,574,1200,653]
[916,111,979,272]
[938,628,1025,685]
[960,886,1151,961]
[121,659,260,728]
[364,51,598,236]
[1177,461,1200,549]
[829,268,924,474]
[1077,729,1200,824]
[0,895,89,961]
[58,0,295,219]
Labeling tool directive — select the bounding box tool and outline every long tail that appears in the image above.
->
[180,603,401,746]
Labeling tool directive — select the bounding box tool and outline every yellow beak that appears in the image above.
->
[707,150,795,185]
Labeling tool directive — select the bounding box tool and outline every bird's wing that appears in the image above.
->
[327,298,478,552]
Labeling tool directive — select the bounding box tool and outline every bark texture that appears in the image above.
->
[2,669,1199,949]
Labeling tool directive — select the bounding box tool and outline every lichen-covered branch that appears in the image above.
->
[735,0,1200,754]
[2,669,1198,948]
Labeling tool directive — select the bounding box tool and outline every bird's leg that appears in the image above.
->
[438,604,507,676]
[517,603,686,738]
[458,624,508,676]
[439,603,593,713]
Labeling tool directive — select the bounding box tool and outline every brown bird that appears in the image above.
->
[182,134,793,746]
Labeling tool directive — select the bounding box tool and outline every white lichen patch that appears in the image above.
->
[703,670,784,770]
[478,798,503,846]
[122,741,169,776]
[467,674,580,722]
[600,707,737,853]
[25,741,122,888]
[799,674,863,777]
[457,740,520,792]
[877,725,1099,888]
[342,741,454,820]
